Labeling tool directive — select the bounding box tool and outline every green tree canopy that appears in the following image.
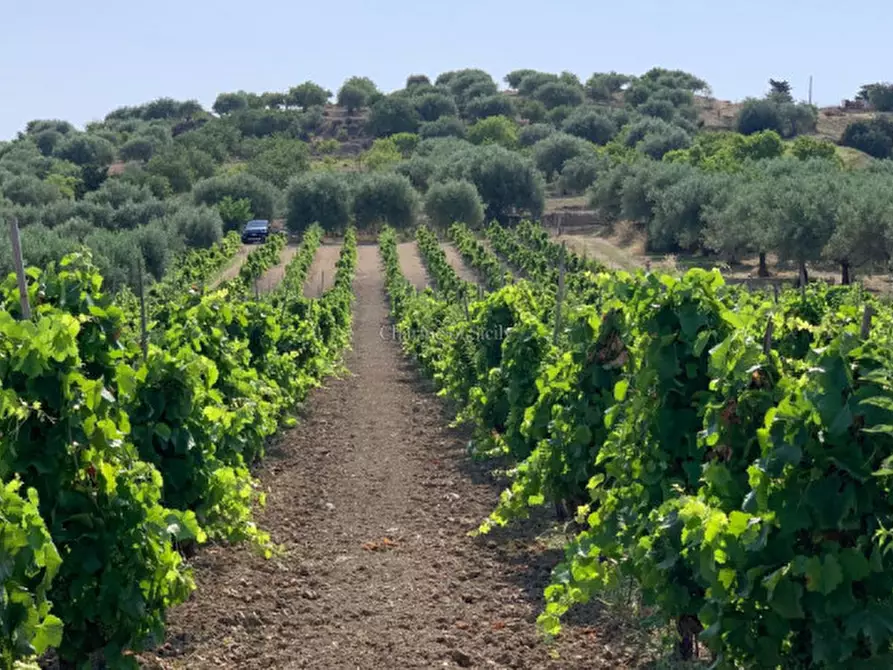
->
[424,180,485,228]
[287,81,331,110]
[562,107,619,145]
[285,171,351,233]
[532,133,593,178]
[213,92,249,115]
[467,116,519,148]
[367,95,421,137]
[192,172,278,220]
[352,172,419,229]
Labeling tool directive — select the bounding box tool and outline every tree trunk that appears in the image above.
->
[797,260,809,287]
[676,615,702,660]
[841,261,851,285]
[758,252,770,277]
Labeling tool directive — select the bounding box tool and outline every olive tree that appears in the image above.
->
[436,145,544,221]
[504,69,539,89]
[519,123,555,147]
[424,180,484,228]
[170,205,225,248]
[192,172,278,220]
[534,82,584,109]
[406,74,431,90]
[287,82,331,110]
[467,116,518,148]
[414,92,459,122]
[765,164,843,282]
[352,172,420,230]
[246,138,311,187]
[562,107,618,145]
[213,92,249,115]
[367,96,421,137]
[532,133,593,179]
[464,95,515,121]
[824,174,893,284]
[419,117,466,139]
[703,177,773,273]
[558,153,604,195]
[285,171,351,233]
[54,134,115,167]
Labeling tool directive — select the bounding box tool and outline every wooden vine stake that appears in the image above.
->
[773,283,779,304]
[8,218,31,320]
[861,305,875,339]
[762,319,774,356]
[552,242,566,344]
[137,256,148,361]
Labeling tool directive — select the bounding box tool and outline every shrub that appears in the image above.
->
[789,136,839,162]
[352,173,419,229]
[361,138,403,170]
[285,171,351,233]
[424,180,485,228]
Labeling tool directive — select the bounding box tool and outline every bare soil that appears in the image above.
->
[303,244,343,298]
[398,242,430,291]
[441,243,479,284]
[257,244,299,294]
[138,244,647,670]
[554,225,893,294]
[210,245,252,288]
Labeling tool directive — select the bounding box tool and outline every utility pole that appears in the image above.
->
[808,76,813,105]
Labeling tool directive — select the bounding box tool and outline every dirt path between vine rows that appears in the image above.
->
[398,242,429,291]
[209,244,251,288]
[303,243,342,298]
[257,244,299,294]
[141,245,639,670]
[441,242,480,285]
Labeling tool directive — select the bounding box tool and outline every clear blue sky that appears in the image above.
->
[3,0,892,139]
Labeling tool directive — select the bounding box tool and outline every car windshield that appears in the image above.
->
[245,221,267,230]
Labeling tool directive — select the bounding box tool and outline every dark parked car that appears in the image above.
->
[241,219,269,244]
